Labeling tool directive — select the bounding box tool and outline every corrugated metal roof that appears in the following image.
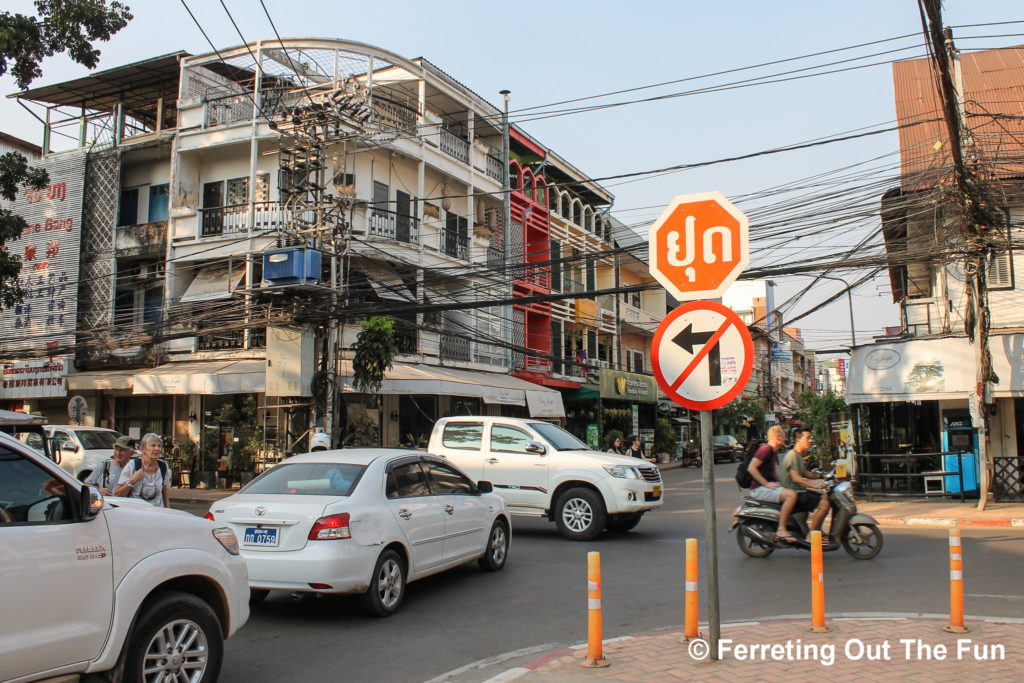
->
[894,45,1024,191]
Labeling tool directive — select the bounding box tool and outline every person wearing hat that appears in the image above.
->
[84,435,136,496]
[310,432,331,452]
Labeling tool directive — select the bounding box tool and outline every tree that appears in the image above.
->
[794,388,848,453]
[0,1,132,307]
[717,397,766,438]
[348,316,398,446]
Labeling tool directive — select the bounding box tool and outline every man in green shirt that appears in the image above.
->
[780,428,830,538]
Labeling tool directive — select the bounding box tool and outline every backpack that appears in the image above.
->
[132,457,168,480]
[734,439,765,489]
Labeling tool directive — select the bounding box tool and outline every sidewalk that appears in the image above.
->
[435,614,1024,682]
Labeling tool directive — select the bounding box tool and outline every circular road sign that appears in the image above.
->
[652,300,754,411]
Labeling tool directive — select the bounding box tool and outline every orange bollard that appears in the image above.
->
[582,551,610,668]
[808,530,831,633]
[680,537,699,642]
[943,529,970,633]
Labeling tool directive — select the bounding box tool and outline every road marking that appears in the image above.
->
[966,593,1024,600]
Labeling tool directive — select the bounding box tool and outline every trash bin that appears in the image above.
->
[944,452,978,496]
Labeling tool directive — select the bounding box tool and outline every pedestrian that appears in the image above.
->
[84,435,135,496]
[607,436,623,455]
[115,433,171,507]
[626,435,646,460]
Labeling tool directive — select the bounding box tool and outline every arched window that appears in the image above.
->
[584,207,594,232]
[572,199,582,226]
[535,178,547,207]
[522,169,534,200]
[509,161,520,193]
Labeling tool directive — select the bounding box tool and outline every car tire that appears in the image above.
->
[478,519,510,571]
[361,549,406,617]
[554,487,606,541]
[120,590,223,683]
[249,588,270,605]
[606,512,643,533]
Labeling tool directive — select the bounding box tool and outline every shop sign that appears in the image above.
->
[1,357,69,399]
[600,370,657,402]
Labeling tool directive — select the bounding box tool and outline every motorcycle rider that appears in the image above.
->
[780,428,830,539]
[746,425,800,542]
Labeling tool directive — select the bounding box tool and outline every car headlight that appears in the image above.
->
[212,527,240,555]
[603,464,640,479]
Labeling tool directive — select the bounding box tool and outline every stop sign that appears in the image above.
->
[648,191,749,301]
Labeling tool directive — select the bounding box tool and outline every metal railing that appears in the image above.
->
[204,92,254,128]
[200,202,290,237]
[993,456,1024,501]
[520,264,551,289]
[486,152,503,181]
[368,207,419,244]
[371,96,418,133]
[394,324,418,355]
[440,332,471,362]
[197,329,245,351]
[440,127,470,163]
[486,246,504,271]
[440,228,469,260]
[854,451,970,501]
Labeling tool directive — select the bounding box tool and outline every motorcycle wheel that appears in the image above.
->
[843,523,883,560]
[736,520,775,558]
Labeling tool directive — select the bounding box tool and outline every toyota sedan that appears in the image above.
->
[206,449,510,616]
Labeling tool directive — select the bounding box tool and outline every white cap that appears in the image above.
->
[310,432,331,451]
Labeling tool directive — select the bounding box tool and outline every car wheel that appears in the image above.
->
[606,512,643,533]
[478,519,510,571]
[249,588,270,605]
[554,487,606,541]
[120,590,223,683]
[361,549,406,617]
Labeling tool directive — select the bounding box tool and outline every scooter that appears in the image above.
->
[730,469,883,560]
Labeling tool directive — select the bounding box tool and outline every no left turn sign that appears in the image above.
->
[652,300,754,411]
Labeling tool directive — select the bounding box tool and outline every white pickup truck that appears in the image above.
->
[428,416,663,540]
[0,431,249,683]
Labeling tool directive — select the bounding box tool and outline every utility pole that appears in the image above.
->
[922,2,997,510]
[500,90,513,371]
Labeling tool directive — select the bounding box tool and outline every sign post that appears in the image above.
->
[649,192,750,661]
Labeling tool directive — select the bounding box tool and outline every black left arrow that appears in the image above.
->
[672,323,721,386]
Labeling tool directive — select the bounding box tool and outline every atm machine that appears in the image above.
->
[940,410,979,496]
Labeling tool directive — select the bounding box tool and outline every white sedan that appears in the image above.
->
[206,449,511,616]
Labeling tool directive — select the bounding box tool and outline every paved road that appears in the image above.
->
[173,463,1024,682]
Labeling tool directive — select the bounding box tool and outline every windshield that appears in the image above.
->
[530,422,590,451]
[713,435,735,446]
[239,462,366,497]
[76,430,119,450]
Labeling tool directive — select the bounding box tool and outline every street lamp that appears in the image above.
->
[807,273,857,349]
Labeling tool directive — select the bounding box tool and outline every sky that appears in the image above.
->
[3,0,1023,355]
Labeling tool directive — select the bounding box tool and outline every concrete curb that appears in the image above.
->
[873,516,1024,528]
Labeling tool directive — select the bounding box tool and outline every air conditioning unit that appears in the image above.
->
[263,248,322,286]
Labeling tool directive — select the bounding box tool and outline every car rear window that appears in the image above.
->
[240,462,366,496]
[442,422,483,450]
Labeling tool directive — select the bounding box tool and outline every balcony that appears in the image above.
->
[197,329,245,351]
[486,152,503,182]
[394,324,418,355]
[440,228,469,260]
[519,264,551,290]
[369,207,419,244]
[440,332,471,362]
[116,221,167,257]
[200,202,290,237]
[204,92,254,128]
[440,127,470,164]
[371,96,418,134]
[486,247,504,271]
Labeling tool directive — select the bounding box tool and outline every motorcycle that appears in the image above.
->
[679,439,701,467]
[730,469,883,560]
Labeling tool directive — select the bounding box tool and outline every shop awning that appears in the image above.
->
[133,359,265,395]
[180,265,245,303]
[353,260,415,302]
[337,361,565,418]
[847,337,974,404]
[67,370,134,391]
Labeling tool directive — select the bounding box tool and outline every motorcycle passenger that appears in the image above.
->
[780,428,830,539]
[746,425,799,543]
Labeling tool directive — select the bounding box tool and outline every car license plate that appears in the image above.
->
[243,527,279,547]
[652,485,661,498]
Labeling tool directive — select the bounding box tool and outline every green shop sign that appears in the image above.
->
[600,370,657,403]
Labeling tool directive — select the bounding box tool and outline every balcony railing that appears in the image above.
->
[486,152,503,182]
[204,92,254,128]
[486,247,504,271]
[519,264,551,289]
[200,202,291,237]
[524,356,552,373]
[371,96,418,134]
[440,127,470,164]
[394,324,418,355]
[369,207,419,244]
[440,332,471,362]
[198,329,245,351]
[440,228,469,260]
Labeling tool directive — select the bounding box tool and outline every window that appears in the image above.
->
[628,350,645,373]
[586,257,596,292]
[386,461,432,498]
[0,447,72,524]
[490,425,533,454]
[442,422,483,450]
[147,184,169,222]
[118,188,139,227]
[225,177,248,207]
[373,181,389,209]
[549,239,562,291]
[551,320,563,374]
[989,250,1014,290]
[242,462,366,496]
[422,460,474,494]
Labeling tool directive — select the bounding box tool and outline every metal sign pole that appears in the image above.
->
[700,409,720,659]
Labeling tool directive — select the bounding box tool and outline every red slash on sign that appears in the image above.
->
[652,300,754,412]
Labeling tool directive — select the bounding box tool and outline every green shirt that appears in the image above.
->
[780,448,807,492]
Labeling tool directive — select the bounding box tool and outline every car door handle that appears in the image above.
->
[486,458,499,465]
[398,508,412,520]
[444,504,454,515]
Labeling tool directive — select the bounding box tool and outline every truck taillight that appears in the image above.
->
[308,513,351,540]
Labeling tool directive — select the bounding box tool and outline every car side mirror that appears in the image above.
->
[81,485,103,520]
[525,441,546,455]
[476,480,493,494]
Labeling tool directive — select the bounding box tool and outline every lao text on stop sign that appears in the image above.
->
[652,300,754,411]
[648,191,749,301]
